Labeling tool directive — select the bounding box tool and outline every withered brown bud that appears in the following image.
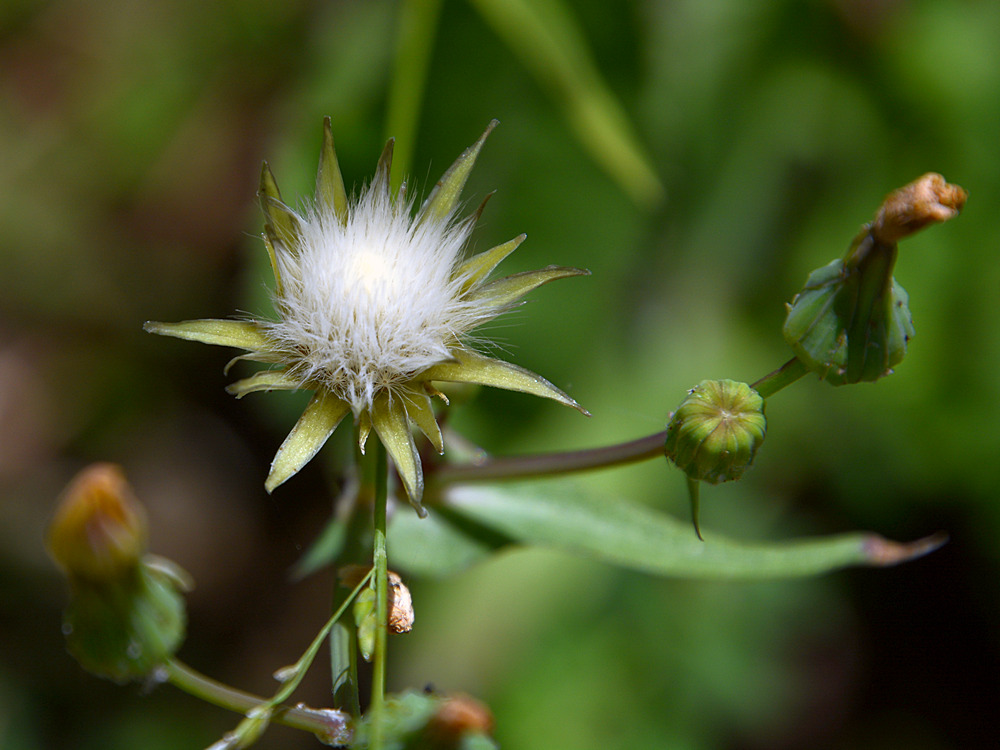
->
[386,572,414,634]
[339,565,414,635]
[424,693,495,745]
[47,463,147,582]
[870,172,967,244]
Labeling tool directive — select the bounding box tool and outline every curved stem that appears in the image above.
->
[429,429,668,487]
[163,659,352,745]
[370,441,389,750]
[752,357,808,399]
[425,359,805,490]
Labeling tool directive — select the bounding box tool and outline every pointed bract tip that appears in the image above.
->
[263,474,280,495]
[375,138,395,185]
[863,531,949,566]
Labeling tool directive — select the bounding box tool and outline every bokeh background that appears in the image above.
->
[3,0,999,748]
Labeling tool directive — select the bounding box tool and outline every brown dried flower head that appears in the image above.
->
[871,172,968,244]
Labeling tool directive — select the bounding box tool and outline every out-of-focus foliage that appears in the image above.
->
[2,0,999,748]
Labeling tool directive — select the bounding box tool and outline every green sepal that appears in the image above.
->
[466,265,590,312]
[258,162,303,251]
[375,138,395,193]
[402,386,444,455]
[143,319,271,353]
[422,349,589,415]
[417,120,497,227]
[454,234,526,295]
[316,116,349,224]
[225,368,301,398]
[261,231,282,294]
[266,393,351,493]
[372,394,426,516]
[62,557,187,683]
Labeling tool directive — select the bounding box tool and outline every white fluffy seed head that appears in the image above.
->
[266,178,489,413]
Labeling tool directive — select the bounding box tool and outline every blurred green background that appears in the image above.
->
[2,0,999,747]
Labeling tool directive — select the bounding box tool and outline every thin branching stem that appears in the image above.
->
[426,359,807,489]
[370,441,390,750]
[163,659,352,745]
[429,429,668,487]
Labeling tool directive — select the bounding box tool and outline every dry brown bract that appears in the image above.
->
[871,172,968,244]
[338,564,414,634]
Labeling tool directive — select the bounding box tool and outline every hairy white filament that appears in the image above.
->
[265,179,487,413]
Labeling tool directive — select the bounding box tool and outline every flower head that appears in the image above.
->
[48,463,148,582]
[48,464,189,682]
[146,119,588,514]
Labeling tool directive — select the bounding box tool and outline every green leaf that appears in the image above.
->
[438,478,945,579]
[291,513,348,580]
[388,504,509,577]
[469,0,664,208]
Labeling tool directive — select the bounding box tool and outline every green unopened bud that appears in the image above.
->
[353,585,376,662]
[48,464,188,682]
[664,380,766,484]
[783,173,966,385]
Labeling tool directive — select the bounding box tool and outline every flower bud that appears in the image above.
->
[783,173,965,386]
[664,380,766,484]
[48,464,187,682]
[353,691,497,750]
[47,464,147,582]
[353,585,377,662]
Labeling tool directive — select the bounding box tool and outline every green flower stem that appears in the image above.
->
[385,0,443,194]
[163,659,351,743]
[371,440,390,750]
[427,359,806,490]
[429,430,668,486]
[751,357,808,399]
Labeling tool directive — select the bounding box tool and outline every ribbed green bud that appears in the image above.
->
[48,464,188,682]
[664,380,766,484]
[62,561,188,683]
[783,173,965,386]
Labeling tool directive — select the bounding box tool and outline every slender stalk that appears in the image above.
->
[370,441,390,750]
[385,0,443,194]
[163,659,352,745]
[425,359,806,489]
[752,357,808,399]
[686,476,703,541]
[429,429,668,487]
